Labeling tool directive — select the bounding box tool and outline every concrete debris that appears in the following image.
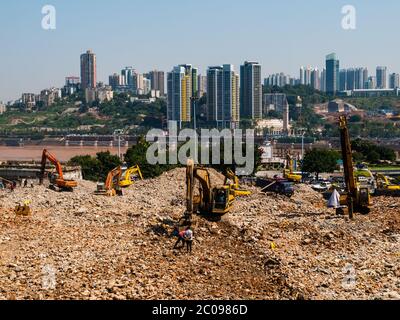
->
[0,168,399,300]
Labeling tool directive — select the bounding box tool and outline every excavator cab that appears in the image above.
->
[184,160,235,224]
[224,168,251,197]
[95,166,123,197]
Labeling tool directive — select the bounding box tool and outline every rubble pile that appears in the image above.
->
[0,168,399,300]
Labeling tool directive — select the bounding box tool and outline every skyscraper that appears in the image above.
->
[167,64,197,125]
[121,67,135,88]
[339,69,347,91]
[207,65,239,128]
[325,53,339,94]
[300,67,305,85]
[240,61,262,120]
[80,50,97,90]
[320,69,326,92]
[389,73,400,89]
[311,68,320,90]
[376,66,388,89]
[149,70,165,96]
[197,75,207,97]
[346,68,356,91]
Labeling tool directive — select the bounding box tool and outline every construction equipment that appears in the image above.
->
[15,200,31,216]
[223,168,251,197]
[95,166,123,197]
[257,177,294,197]
[119,165,143,188]
[39,149,78,192]
[375,173,400,191]
[182,160,235,226]
[0,176,14,190]
[339,116,371,218]
[283,152,302,183]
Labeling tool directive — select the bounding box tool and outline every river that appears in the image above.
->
[0,146,129,162]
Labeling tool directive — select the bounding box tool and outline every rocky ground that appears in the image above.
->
[0,168,399,300]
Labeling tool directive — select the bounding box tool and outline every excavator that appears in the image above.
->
[119,165,143,188]
[283,152,302,183]
[375,173,400,195]
[181,159,235,226]
[95,166,123,197]
[338,116,371,218]
[39,149,78,192]
[223,168,251,197]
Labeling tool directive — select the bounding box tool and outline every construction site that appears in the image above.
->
[0,118,399,300]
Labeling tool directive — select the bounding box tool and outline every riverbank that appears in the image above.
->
[0,146,128,162]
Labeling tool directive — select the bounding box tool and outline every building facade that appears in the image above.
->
[206,65,239,128]
[167,64,197,125]
[149,70,165,96]
[389,73,400,89]
[376,66,387,89]
[240,61,262,120]
[80,50,97,90]
[325,53,339,94]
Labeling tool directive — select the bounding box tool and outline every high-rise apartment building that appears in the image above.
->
[376,66,387,89]
[167,64,197,124]
[325,53,339,94]
[240,61,262,120]
[80,50,97,90]
[206,65,240,128]
[198,75,207,97]
[149,70,165,96]
[121,67,135,88]
[339,69,347,91]
[389,73,400,89]
[311,68,320,90]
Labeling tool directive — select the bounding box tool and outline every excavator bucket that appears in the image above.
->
[15,202,32,216]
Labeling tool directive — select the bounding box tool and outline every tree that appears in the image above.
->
[124,137,175,178]
[69,152,121,181]
[302,149,340,180]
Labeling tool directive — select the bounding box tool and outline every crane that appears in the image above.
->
[182,160,235,226]
[95,166,123,197]
[339,116,371,218]
[223,168,251,197]
[39,149,78,192]
[119,165,143,188]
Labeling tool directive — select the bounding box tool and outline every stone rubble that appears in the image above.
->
[0,168,399,300]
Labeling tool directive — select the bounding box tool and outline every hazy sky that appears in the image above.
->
[0,0,399,102]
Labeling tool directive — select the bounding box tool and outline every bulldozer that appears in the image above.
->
[223,168,251,197]
[119,165,143,188]
[95,166,123,197]
[338,116,371,218]
[39,149,78,192]
[181,160,235,226]
[15,201,31,216]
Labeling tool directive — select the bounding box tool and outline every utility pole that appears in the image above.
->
[114,129,124,160]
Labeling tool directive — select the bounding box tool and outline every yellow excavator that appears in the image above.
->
[339,116,371,218]
[283,152,302,183]
[223,168,251,197]
[95,166,123,197]
[181,160,235,226]
[375,173,400,191]
[15,200,31,216]
[119,165,143,188]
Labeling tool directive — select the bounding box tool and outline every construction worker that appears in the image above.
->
[173,227,186,250]
[184,227,194,253]
[24,179,28,188]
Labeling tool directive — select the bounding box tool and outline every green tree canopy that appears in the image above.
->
[302,149,340,179]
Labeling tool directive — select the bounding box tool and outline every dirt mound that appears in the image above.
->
[0,168,399,300]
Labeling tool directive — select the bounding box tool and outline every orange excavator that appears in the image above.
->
[95,166,123,197]
[39,149,78,192]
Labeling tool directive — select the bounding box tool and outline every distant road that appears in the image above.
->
[0,146,128,162]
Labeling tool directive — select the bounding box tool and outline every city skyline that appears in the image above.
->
[1,0,400,102]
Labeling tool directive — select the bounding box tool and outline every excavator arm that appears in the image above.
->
[40,149,77,191]
[119,165,144,188]
[339,116,371,217]
[96,166,122,196]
